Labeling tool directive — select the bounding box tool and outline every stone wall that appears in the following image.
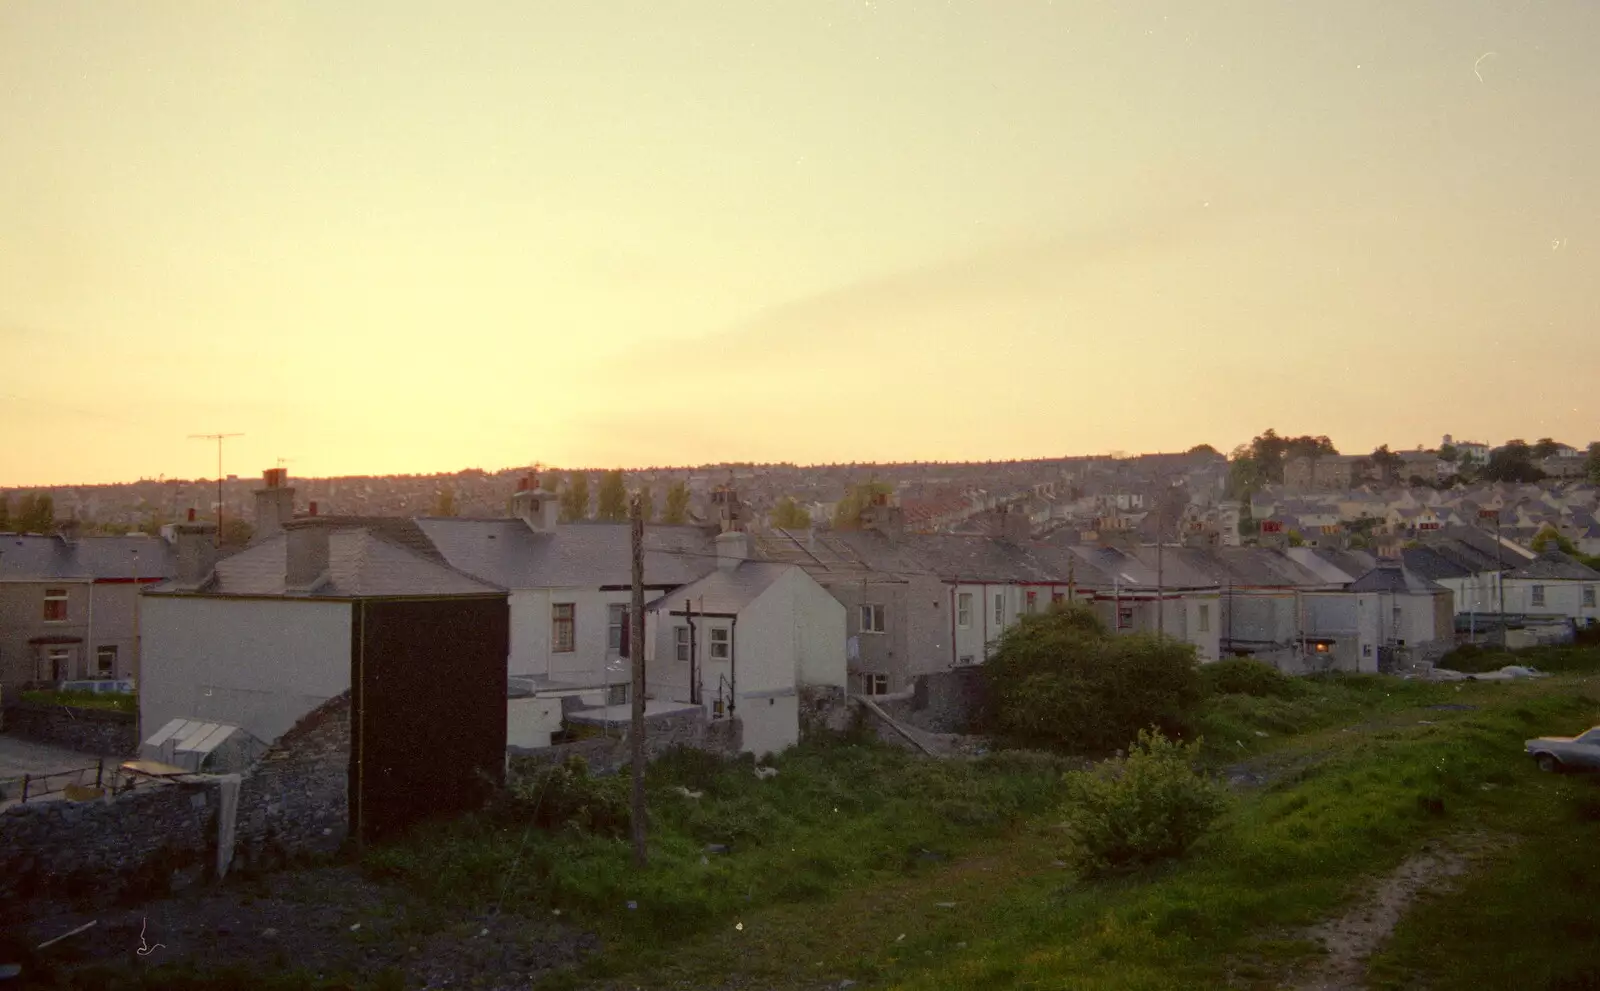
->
[798,685,851,739]
[0,779,218,904]
[1,701,139,757]
[507,709,742,776]
[872,669,985,736]
[232,693,351,871]
[0,694,353,903]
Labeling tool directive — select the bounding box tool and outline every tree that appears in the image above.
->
[1531,438,1565,459]
[1368,445,1403,485]
[771,497,812,529]
[1587,443,1600,485]
[639,486,656,523]
[434,487,457,517]
[662,481,691,525]
[0,495,8,531]
[560,472,591,522]
[595,470,628,522]
[1482,440,1544,483]
[1186,443,1220,457]
[540,472,561,494]
[980,604,1203,755]
[832,480,894,529]
[1530,524,1577,556]
[220,518,255,547]
[1438,443,1459,463]
[13,493,54,532]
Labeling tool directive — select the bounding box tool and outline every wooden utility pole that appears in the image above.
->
[628,492,648,868]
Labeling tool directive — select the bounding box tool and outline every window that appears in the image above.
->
[1362,645,1373,657]
[1025,590,1038,614]
[709,626,730,659]
[1392,607,1403,628]
[956,592,973,628]
[1051,591,1065,605]
[46,647,71,681]
[606,683,628,707]
[607,604,627,650]
[551,603,575,652]
[859,604,886,633]
[1198,604,1211,633]
[96,645,118,677]
[1118,606,1134,629]
[43,588,68,622]
[1584,586,1596,608]
[675,626,690,662]
[1531,585,1546,607]
[993,593,1004,625]
[862,673,889,695]
[957,655,977,667]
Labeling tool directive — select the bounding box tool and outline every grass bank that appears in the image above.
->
[18,688,137,713]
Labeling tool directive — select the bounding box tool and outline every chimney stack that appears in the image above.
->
[988,504,1031,544]
[711,483,747,533]
[284,518,331,590]
[511,478,560,532]
[859,492,905,541]
[716,530,749,571]
[254,468,296,541]
[173,519,219,587]
[308,501,319,517]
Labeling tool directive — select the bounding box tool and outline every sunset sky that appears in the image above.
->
[3,1,1597,486]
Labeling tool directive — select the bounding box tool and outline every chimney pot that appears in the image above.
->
[309,501,318,517]
[187,508,196,522]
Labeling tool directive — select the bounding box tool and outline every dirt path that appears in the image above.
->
[1291,835,1498,991]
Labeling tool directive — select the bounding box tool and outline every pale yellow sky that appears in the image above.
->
[2,1,1596,485]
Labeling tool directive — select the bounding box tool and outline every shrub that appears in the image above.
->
[491,755,630,837]
[982,605,1203,754]
[1199,657,1297,699]
[1061,729,1231,876]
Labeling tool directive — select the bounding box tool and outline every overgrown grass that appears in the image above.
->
[1438,643,1600,674]
[1366,770,1600,990]
[1196,671,1444,760]
[873,677,1600,990]
[364,743,1073,953]
[19,688,137,713]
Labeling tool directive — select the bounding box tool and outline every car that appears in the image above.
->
[1526,726,1600,773]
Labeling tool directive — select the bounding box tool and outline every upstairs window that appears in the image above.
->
[674,626,690,662]
[859,604,886,633]
[1584,586,1596,608]
[44,588,68,622]
[709,627,730,659]
[1531,585,1546,608]
[552,603,576,652]
[1198,604,1211,633]
[956,593,973,628]
[607,604,627,651]
[994,593,1004,625]
[1025,590,1038,614]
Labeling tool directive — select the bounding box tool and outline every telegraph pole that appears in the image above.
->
[628,491,648,868]
[189,432,243,546]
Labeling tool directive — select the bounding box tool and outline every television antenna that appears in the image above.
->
[188,432,243,546]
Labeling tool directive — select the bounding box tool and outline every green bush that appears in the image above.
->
[982,605,1203,754]
[491,755,630,837]
[19,689,137,713]
[1061,729,1232,876]
[1199,658,1297,699]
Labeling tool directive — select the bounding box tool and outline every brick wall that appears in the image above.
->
[1,701,139,757]
[507,709,742,776]
[0,780,218,904]
[232,693,351,871]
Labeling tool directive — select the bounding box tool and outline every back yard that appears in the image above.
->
[11,647,1600,990]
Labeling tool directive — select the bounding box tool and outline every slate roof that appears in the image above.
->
[1400,546,1473,581]
[647,561,794,616]
[150,527,503,598]
[417,518,717,589]
[1505,551,1600,582]
[1347,562,1447,594]
[0,534,176,581]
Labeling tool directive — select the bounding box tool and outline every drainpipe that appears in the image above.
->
[950,579,958,669]
[85,579,95,680]
[729,616,737,720]
[686,599,698,705]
